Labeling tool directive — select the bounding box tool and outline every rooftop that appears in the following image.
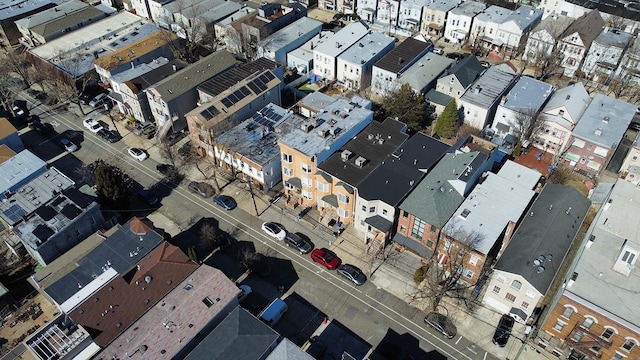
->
[318,118,408,187]
[398,53,454,92]
[442,171,536,254]
[113,58,188,93]
[358,133,450,205]
[373,37,432,74]
[0,144,16,163]
[297,91,335,113]
[266,338,314,360]
[571,93,636,147]
[475,5,512,23]
[0,167,74,226]
[0,117,17,139]
[198,57,277,98]
[530,14,574,38]
[184,307,280,360]
[424,0,458,12]
[0,0,54,21]
[501,6,543,31]
[566,180,640,329]
[539,82,590,130]
[450,1,486,17]
[496,160,541,189]
[258,17,322,53]
[495,184,590,294]
[460,63,517,108]
[150,50,237,102]
[442,55,485,89]
[69,243,198,348]
[400,151,487,228]
[559,10,604,48]
[93,30,178,72]
[287,30,335,65]
[41,218,164,308]
[279,95,373,158]
[0,150,46,196]
[198,1,243,23]
[337,31,395,65]
[97,265,240,360]
[313,21,369,58]
[593,27,633,48]
[14,0,87,30]
[28,6,106,40]
[500,76,554,114]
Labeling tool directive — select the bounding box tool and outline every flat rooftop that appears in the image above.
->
[424,0,458,12]
[399,53,454,92]
[258,17,322,52]
[14,0,87,29]
[571,93,636,147]
[450,1,486,17]
[500,76,554,113]
[93,30,178,72]
[496,159,541,190]
[373,37,431,74]
[475,5,512,23]
[0,150,46,195]
[313,21,369,58]
[0,0,54,21]
[115,58,188,93]
[288,30,336,65]
[593,27,633,48]
[337,31,394,65]
[460,63,516,108]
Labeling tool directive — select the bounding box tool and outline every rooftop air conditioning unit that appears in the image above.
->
[355,156,367,167]
[341,150,353,161]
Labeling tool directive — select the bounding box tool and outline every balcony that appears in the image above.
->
[564,324,612,356]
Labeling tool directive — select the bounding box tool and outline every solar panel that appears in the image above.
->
[233,89,245,101]
[258,74,270,84]
[263,72,275,81]
[227,93,239,104]
[3,204,27,223]
[252,80,267,93]
[221,98,233,108]
[247,82,261,94]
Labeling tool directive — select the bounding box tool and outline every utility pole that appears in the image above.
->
[513,325,534,360]
[247,182,259,217]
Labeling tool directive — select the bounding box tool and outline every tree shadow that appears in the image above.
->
[368,328,429,360]
[169,217,221,262]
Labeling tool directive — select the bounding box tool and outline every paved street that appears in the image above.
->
[13,93,546,360]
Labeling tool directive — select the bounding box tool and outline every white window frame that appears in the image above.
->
[317,182,329,192]
[302,190,313,200]
[302,177,313,187]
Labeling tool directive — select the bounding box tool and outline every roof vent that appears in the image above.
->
[341,150,353,161]
[300,122,313,132]
[317,128,330,138]
[594,128,602,136]
[355,156,367,167]
[144,275,152,283]
[603,116,609,123]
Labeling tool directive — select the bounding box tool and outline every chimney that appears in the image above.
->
[93,51,99,59]
[398,57,404,64]
[310,41,313,49]
[501,95,507,105]
[172,64,177,71]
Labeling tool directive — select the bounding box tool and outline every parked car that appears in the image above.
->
[237,284,252,303]
[166,131,186,146]
[424,312,457,339]
[11,101,28,119]
[137,189,158,206]
[492,314,515,347]
[188,181,215,197]
[446,52,466,60]
[433,46,444,55]
[97,128,119,143]
[142,125,157,139]
[213,195,237,210]
[337,264,367,285]
[310,248,341,270]
[156,163,177,177]
[60,138,78,152]
[32,122,54,134]
[83,117,103,133]
[259,298,287,326]
[284,232,313,254]
[480,60,491,68]
[128,147,148,161]
[261,222,286,240]
[26,88,47,101]
[89,93,108,107]
[134,122,154,136]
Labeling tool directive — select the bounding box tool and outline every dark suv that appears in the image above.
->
[492,314,515,347]
[284,232,313,254]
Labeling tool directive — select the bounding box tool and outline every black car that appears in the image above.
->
[424,312,457,339]
[492,314,515,347]
[188,181,215,197]
[97,128,120,143]
[31,122,54,134]
[337,264,367,285]
[284,232,313,254]
[156,163,178,177]
[137,189,159,206]
[446,52,467,60]
[27,89,47,101]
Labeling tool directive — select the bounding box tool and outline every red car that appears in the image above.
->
[310,248,341,270]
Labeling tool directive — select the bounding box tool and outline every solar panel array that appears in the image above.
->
[220,86,252,109]
[201,105,220,120]
[251,106,285,127]
[247,71,276,95]
[3,204,27,224]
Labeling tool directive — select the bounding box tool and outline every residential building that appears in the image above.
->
[557,10,605,77]
[17,314,99,359]
[532,82,591,155]
[130,0,172,21]
[156,0,243,42]
[426,55,484,116]
[469,5,512,52]
[266,339,315,360]
[539,180,640,360]
[32,218,164,312]
[444,1,486,45]
[213,104,300,191]
[287,30,334,75]
[582,27,633,82]
[27,12,158,80]
[614,37,640,85]
[0,150,47,198]
[336,31,395,91]
[495,6,543,55]
[355,133,450,244]
[483,184,590,324]
[110,58,187,123]
[189,58,282,160]
[96,264,240,359]
[0,0,55,47]
[68,243,198,348]
[459,63,518,130]
[491,76,555,138]
[0,117,24,153]
[146,50,236,139]
[313,21,370,81]
[522,14,574,62]
[393,149,491,258]
[396,53,453,95]
[296,91,336,118]
[14,0,107,48]
[256,17,323,64]
[371,36,433,95]
[279,95,373,210]
[564,93,635,176]
[439,162,539,285]
[375,0,400,29]
[315,118,408,227]
[397,0,424,33]
[620,133,640,184]
[93,30,178,86]
[184,307,280,360]
[420,0,459,37]
[214,7,256,54]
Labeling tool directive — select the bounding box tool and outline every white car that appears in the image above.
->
[128,147,148,161]
[60,138,78,152]
[261,222,286,240]
[83,117,103,133]
[89,93,107,107]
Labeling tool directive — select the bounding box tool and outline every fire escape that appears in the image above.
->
[564,324,612,359]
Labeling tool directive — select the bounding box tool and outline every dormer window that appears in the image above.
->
[613,242,638,276]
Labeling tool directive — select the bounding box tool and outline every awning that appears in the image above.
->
[406,18,419,24]
[315,171,332,182]
[586,161,601,171]
[509,307,528,323]
[321,194,338,208]
[285,177,302,189]
[572,139,585,148]
[392,233,431,258]
[491,38,504,46]
[565,152,580,162]
[108,92,123,103]
[365,215,392,232]
[428,23,442,30]
[336,181,353,194]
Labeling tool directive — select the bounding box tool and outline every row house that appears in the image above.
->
[0,0,55,47]
[469,5,512,53]
[614,38,640,85]
[522,14,574,63]
[425,55,484,117]
[376,0,400,29]
[371,36,433,95]
[444,0,486,45]
[557,10,605,77]
[494,6,543,55]
[491,76,555,139]
[539,180,640,360]
[313,21,370,81]
[397,0,425,33]
[130,0,172,22]
[315,118,408,228]
[564,93,636,177]
[336,31,395,91]
[482,184,590,325]
[582,27,633,83]
[420,0,459,38]
[532,82,591,155]
[354,133,450,246]
[620,133,640,184]
[287,30,335,76]
[393,148,492,258]
[397,52,454,95]
[438,161,540,285]
[156,0,244,42]
[278,94,373,210]
[256,17,323,65]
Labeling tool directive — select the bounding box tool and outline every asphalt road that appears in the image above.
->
[16,93,499,360]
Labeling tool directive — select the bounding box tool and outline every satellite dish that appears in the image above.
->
[537,266,545,274]
[546,254,553,261]
[533,259,541,266]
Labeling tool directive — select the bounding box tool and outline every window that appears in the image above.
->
[511,280,522,291]
[622,339,636,351]
[411,218,426,238]
[302,190,313,200]
[317,182,328,192]
[521,301,529,309]
[382,209,388,216]
[505,293,516,302]
[463,269,473,279]
[362,205,367,212]
[302,177,312,187]
[184,284,193,291]
[492,286,501,294]
[338,208,349,218]
[469,254,479,266]
[582,317,594,329]
[282,153,292,162]
[553,320,565,332]
[562,307,574,318]
[612,353,624,360]
[573,332,584,342]
[301,163,312,173]
[430,224,436,233]
[399,225,407,234]
[601,328,615,340]
[283,167,293,176]
[337,193,350,204]
[621,250,637,265]
[444,240,452,251]
[202,297,215,308]
[369,207,375,213]
[402,210,408,218]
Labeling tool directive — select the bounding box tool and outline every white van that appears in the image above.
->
[433,47,444,55]
[259,298,288,326]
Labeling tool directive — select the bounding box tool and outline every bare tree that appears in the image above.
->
[607,72,635,99]
[158,0,214,62]
[42,51,95,114]
[0,62,18,114]
[524,41,564,80]
[4,50,33,88]
[199,223,229,252]
[238,247,261,270]
[509,108,542,145]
